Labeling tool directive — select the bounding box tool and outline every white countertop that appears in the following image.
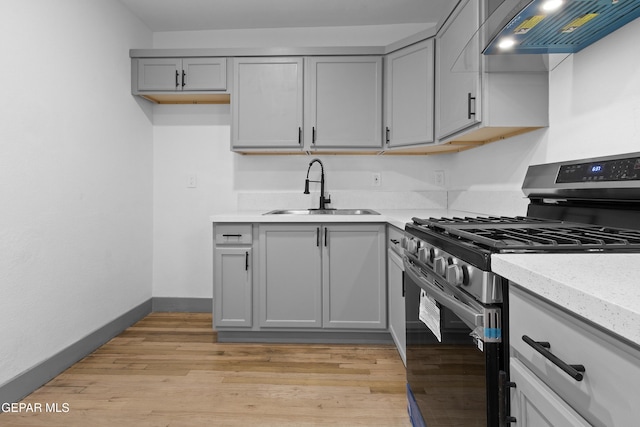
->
[492,253,640,347]
[210,208,485,230]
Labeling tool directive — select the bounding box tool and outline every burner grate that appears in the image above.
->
[411,216,640,252]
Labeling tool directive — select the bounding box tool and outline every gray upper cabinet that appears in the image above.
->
[232,56,382,152]
[435,0,481,140]
[434,0,548,148]
[306,56,383,150]
[259,224,322,328]
[322,224,386,329]
[384,39,434,148]
[136,57,227,92]
[232,57,304,150]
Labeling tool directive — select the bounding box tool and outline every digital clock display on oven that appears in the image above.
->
[590,164,603,174]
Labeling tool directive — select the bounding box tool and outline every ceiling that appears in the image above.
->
[118,0,452,32]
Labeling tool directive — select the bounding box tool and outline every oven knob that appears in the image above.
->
[429,248,436,264]
[406,238,418,254]
[401,236,409,249]
[418,247,429,263]
[446,264,464,286]
[433,256,447,276]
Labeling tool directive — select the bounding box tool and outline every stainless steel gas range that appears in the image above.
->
[403,152,640,427]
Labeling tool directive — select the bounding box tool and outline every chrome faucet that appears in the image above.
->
[304,158,331,210]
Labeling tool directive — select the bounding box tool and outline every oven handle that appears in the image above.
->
[404,259,484,329]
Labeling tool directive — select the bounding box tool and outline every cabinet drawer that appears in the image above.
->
[387,225,403,247]
[509,285,640,427]
[215,224,252,245]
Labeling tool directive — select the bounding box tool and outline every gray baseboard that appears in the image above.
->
[152,297,212,312]
[0,299,152,407]
[217,330,394,345]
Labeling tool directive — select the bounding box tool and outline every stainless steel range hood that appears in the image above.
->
[452,0,640,73]
[485,0,640,55]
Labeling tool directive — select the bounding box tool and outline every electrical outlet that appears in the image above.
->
[373,173,381,187]
[187,174,197,188]
[434,170,445,187]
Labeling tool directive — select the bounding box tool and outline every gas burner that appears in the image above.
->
[413,216,553,226]
[409,216,640,253]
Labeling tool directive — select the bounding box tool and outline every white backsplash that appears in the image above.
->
[447,190,529,217]
[237,190,447,211]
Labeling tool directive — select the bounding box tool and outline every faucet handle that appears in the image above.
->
[324,193,332,205]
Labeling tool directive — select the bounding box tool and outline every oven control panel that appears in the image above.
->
[402,234,503,304]
[556,156,640,183]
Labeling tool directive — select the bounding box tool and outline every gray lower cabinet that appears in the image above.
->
[509,358,589,427]
[259,223,386,329]
[213,223,253,328]
[387,226,405,364]
[259,224,323,327]
[509,285,640,426]
[214,247,252,327]
[322,224,386,329]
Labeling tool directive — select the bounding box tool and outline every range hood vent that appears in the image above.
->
[484,0,640,55]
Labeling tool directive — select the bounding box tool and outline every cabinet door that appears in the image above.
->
[436,0,482,140]
[306,57,382,149]
[387,248,406,364]
[510,358,590,427]
[259,225,322,327]
[385,39,434,147]
[182,58,227,91]
[322,224,386,329]
[137,58,182,91]
[232,57,304,149]
[214,247,252,327]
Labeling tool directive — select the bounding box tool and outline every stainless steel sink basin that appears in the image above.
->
[263,208,380,215]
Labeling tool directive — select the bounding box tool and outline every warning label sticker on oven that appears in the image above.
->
[419,290,441,342]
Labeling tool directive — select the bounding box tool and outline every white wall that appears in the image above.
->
[449,16,640,215]
[153,24,434,49]
[0,1,153,387]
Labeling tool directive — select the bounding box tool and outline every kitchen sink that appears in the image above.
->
[263,208,380,215]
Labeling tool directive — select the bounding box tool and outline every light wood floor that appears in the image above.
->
[1,313,411,426]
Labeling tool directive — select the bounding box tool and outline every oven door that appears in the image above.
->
[404,256,502,427]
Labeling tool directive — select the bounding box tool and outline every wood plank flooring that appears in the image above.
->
[1,313,411,426]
